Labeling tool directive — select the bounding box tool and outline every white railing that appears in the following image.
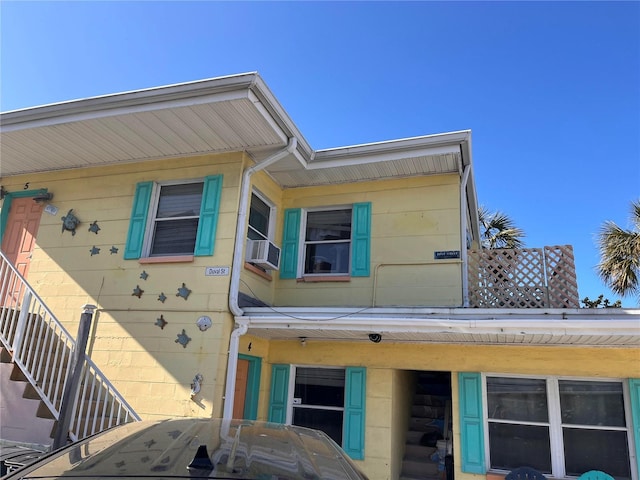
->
[0,251,140,444]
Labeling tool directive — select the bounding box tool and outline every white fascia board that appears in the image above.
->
[240,307,640,334]
[309,131,470,169]
[248,76,314,162]
[1,73,262,131]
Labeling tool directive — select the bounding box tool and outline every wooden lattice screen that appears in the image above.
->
[467,245,579,308]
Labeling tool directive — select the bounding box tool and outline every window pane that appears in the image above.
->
[487,377,548,422]
[488,423,551,473]
[304,243,350,274]
[306,209,351,241]
[559,380,625,427]
[151,219,198,255]
[157,183,203,218]
[293,407,343,446]
[248,194,270,238]
[563,428,631,479]
[294,368,345,407]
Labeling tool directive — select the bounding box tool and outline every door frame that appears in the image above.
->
[0,189,50,242]
[238,353,262,420]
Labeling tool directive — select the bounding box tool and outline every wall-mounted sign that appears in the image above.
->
[205,266,230,276]
[434,250,460,260]
[44,204,59,215]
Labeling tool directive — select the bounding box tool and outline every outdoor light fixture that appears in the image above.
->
[0,186,7,200]
[368,333,382,343]
[33,191,53,203]
[299,337,307,347]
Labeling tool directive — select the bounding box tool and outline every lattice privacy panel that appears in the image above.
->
[467,245,579,308]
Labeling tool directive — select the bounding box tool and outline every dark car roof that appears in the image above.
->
[5,419,368,479]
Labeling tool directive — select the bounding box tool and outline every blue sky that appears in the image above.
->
[2,1,639,306]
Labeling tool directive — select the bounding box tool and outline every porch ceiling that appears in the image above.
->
[0,73,469,189]
[240,307,640,347]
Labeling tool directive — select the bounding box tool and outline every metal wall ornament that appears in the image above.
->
[61,209,80,235]
[176,283,191,300]
[132,285,144,298]
[90,246,100,256]
[155,315,167,329]
[110,246,119,254]
[88,221,101,234]
[175,329,191,348]
[140,271,149,280]
[190,374,203,397]
[158,293,167,303]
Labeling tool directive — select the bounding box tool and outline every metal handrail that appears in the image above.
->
[0,250,140,445]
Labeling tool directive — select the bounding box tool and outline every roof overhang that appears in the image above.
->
[1,73,472,184]
[239,307,640,347]
[0,72,479,240]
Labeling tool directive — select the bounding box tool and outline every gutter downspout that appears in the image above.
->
[460,163,471,308]
[222,137,298,420]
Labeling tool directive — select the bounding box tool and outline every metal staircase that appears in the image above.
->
[0,250,140,449]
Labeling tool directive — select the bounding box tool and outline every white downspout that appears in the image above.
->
[222,137,298,420]
[460,164,471,308]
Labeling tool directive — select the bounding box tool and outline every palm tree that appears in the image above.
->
[596,199,640,302]
[478,206,525,249]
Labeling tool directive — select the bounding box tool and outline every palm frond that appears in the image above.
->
[596,200,640,301]
[478,206,525,249]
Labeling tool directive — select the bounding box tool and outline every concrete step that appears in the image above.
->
[401,458,440,478]
[411,405,445,418]
[409,417,445,433]
[413,394,445,407]
[0,360,54,448]
[405,444,437,459]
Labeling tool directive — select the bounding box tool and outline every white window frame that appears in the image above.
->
[482,373,637,480]
[285,365,347,440]
[247,189,276,242]
[299,206,353,276]
[142,179,204,257]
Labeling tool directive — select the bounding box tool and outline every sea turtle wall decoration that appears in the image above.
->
[61,209,80,235]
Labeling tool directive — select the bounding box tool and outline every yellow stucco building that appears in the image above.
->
[1,73,638,480]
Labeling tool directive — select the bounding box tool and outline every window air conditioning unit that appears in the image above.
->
[245,239,281,270]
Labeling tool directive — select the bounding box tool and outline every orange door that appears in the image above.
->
[233,358,249,419]
[1,197,43,303]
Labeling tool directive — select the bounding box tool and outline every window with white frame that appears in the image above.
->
[291,367,346,445]
[486,376,632,479]
[303,208,352,274]
[247,192,274,242]
[147,181,204,256]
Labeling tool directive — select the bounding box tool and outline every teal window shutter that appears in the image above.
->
[458,372,486,473]
[343,366,366,460]
[124,182,153,259]
[351,202,371,277]
[629,379,640,475]
[280,209,301,279]
[194,175,223,256]
[268,364,290,423]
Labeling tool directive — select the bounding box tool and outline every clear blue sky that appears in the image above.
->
[2,1,639,306]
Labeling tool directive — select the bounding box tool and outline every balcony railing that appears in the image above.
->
[467,245,579,308]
